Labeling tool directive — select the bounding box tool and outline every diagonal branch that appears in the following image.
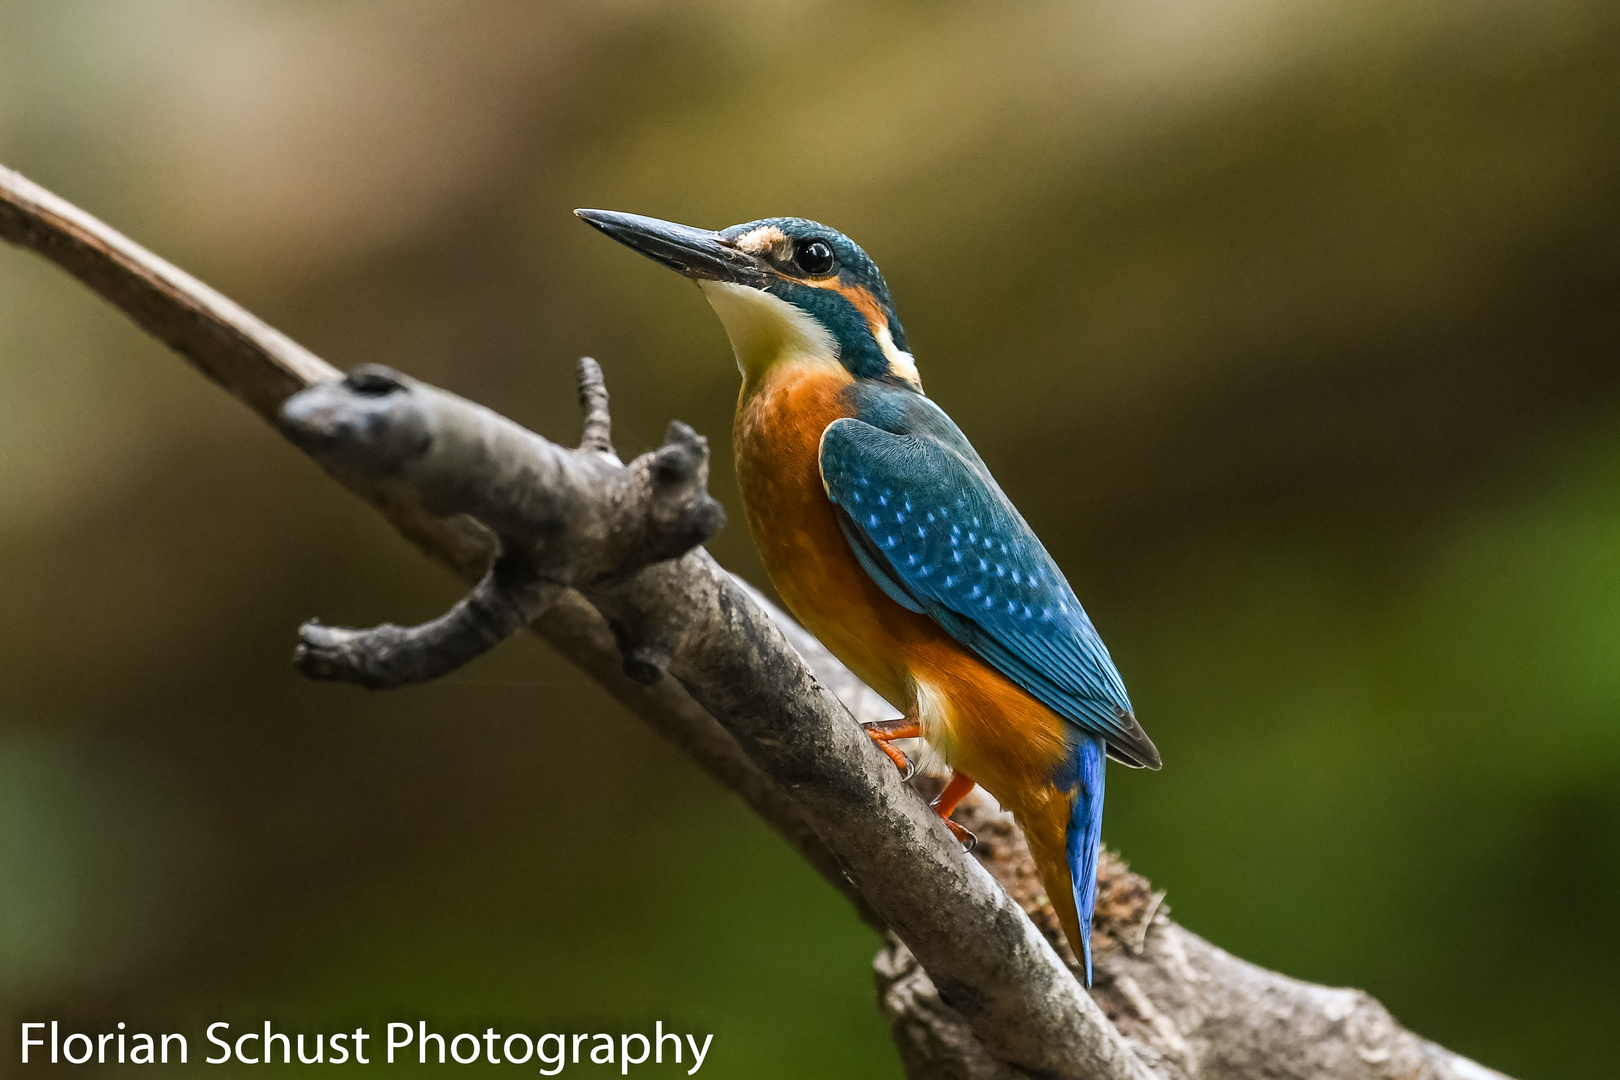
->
[262,351,1136,1080]
[1,163,1513,1080]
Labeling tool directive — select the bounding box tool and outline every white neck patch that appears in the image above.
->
[699,280,841,382]
[874,323,921,388]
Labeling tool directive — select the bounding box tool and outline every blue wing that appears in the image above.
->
[819,401,1159,769]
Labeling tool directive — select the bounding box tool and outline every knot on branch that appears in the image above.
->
[279,364,432,477]
[279,361,724,689]
[606,421,727,571]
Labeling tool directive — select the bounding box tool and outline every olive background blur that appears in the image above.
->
[2,2,1617,1077]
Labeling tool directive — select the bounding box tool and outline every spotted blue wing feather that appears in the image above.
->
[820,410,1159,769]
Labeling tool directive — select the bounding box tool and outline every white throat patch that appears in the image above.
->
[698,280,841,382]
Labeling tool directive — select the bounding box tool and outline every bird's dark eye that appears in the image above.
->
[795,239,836,276]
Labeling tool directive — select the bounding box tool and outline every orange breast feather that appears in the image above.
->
[732,364,1071,801]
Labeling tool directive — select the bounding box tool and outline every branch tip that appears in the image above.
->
[294,618,409,690]
[577,356,615,456]
[277,371,432,478]
[292,558,559,689]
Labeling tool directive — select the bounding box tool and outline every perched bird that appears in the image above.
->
[577,209,1160,982]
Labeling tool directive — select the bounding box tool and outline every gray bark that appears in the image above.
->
[1,163,1512,1080]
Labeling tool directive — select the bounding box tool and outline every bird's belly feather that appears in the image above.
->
[733,364,1071,803]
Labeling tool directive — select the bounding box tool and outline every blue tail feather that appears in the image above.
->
[1064,734,1107,985]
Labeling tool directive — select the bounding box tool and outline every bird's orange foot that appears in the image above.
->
[862,717,922,781]
[933,770,978,851]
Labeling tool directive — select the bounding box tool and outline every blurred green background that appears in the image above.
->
[3,1,1618,1076]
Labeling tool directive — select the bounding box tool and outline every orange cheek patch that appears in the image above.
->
[798,275,890,339]
[834,282,890,336]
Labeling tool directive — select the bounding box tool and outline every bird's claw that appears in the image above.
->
[941,817,977,852]
[865,729,916,781]
[862,718,922,781]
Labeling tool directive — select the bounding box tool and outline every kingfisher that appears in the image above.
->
[576,209,1160,983]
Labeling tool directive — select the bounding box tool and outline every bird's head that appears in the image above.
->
[576,210,918,391]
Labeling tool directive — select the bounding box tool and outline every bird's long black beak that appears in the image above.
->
[575,209,764,284]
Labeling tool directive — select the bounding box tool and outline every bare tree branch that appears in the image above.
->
[1,163,1512,1080]
[279,363,726,687]
[265,354,1140,1080]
